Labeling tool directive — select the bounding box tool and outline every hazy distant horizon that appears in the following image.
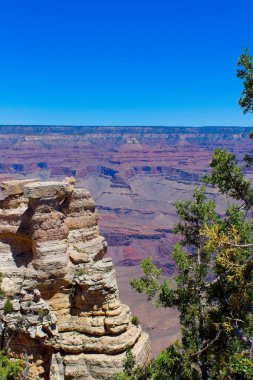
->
[0,124,253,127]
[0,125,252,130]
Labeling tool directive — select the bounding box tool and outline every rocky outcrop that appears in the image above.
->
[0,178,151,379]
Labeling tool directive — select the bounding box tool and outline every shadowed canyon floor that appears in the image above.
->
[0,125,252,357]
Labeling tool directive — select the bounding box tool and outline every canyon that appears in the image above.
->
[0,125,252,357]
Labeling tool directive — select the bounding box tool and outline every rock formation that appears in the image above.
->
[0,178,151,379]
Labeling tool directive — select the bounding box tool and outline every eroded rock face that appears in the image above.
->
[0,179,151,379]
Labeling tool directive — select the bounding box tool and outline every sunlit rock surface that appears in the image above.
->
[0,178,151,379]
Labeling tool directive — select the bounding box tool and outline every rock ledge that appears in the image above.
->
[0,179,151,379]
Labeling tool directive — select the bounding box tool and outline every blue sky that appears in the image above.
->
[0,0,253,126]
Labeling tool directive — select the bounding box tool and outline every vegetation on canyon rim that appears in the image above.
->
[0,353,22,380]
[115,49,253,380]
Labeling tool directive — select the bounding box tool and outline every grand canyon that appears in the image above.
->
[0,125,253,357]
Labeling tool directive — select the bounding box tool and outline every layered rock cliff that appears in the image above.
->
[0,178,150,379]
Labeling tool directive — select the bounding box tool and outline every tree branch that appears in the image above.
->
[224,242,253,248]
[204,277,220,288]
[191,330,221,357]
[22,351,30,380]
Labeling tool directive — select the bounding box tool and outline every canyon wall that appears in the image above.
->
[0,178,150,379]
[0,126,252,270]
[0,125,252,355]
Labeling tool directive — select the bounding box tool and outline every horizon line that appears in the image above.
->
[0,124,253,128]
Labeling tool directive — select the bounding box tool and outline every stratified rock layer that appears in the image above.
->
[0,179,151,379]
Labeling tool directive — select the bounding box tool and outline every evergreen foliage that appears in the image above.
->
[114,349,149,380]
[131,187,222,379]
[3,298,13,315]
[237,48,253,114]
[0,352,22,380]
[123,349,136,376]
[131,316,140,327]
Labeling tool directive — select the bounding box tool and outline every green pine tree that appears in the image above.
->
[131,187,218,379]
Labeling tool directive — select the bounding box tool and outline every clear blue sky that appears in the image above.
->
[1,0,253,126]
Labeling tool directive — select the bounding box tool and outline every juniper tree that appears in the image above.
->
[131,187,218,379]
[130,181,253,379]
[200,139,253,378]
[114,164,253,379]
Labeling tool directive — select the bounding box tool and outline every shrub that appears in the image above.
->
[131,316,140,327]
[123,349,135,376]
[4,299,13,315]
[0,352,22,379]
[114,373,130,380]
[75,268,87,277]
[38,308,47,321]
